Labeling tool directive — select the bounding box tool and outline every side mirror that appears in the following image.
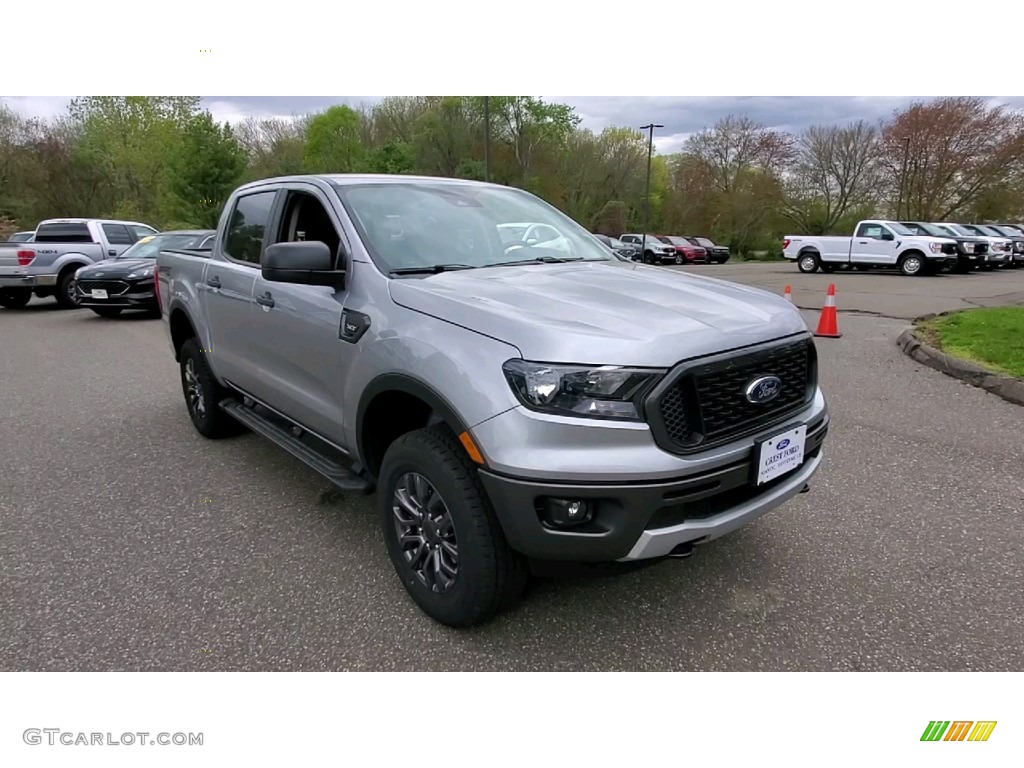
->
[880,232,895,241]
[262,241,345,288]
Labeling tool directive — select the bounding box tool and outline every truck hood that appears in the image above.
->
[387,260,808,366]
[77,259,153,278]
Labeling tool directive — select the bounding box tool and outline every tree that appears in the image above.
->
[881,97,1024,220]
[412,97,477,177]
[590,201,627,236]
[482,96,580,186]
[68,96,201,223]
[235,116,308,179]
[303,105,365,173]
[782,121,881,234]
[365,141,415,174]
[167,112,247,228]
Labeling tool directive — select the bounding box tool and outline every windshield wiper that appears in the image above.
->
[388,264,478,276]
[488,255,585,267]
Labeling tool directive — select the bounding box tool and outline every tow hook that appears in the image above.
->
[799,483,811,494]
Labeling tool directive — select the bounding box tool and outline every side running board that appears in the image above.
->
[220,398,374,494]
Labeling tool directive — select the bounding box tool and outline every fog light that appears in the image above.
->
[541,498,593,529]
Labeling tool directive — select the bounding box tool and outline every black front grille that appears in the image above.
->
[646,336,816,454]
[78,279,129,294]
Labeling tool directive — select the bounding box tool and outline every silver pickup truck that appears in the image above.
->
[157,174,830,627]
[0,218,158,308]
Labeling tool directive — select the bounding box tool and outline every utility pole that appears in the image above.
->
[483,97,491,182]
[639,123,663,263]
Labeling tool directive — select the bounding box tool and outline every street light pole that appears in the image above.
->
[639,123,663,263]
[483,96,491,183]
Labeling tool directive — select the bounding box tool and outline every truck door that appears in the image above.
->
[247,185,351,446]
[851,222,897,265]
[204,190,278,391]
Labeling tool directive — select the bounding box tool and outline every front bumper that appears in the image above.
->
[74,280,156,308]
[477,411,829,562]
[0,273,57,288]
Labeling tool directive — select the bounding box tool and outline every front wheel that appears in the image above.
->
[54,271,81,309]
[899,252,925,276]
[674,253,683,265]
[0,288,32,308]
[797,252,820,273]
[379,426,528,627]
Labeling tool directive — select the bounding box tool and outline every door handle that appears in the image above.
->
[207,276,221,288]
[256,292,275,308]
[858,240,868,244]
[108,249,117,256]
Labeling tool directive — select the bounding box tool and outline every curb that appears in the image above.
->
[896,322,1024,407]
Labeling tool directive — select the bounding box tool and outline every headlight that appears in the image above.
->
[929,242,944,253]
[126,266,155,280]
[502,359,664,421]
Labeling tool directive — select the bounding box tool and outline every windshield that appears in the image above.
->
[695,237,715,247]
[906,222,944,237]
[9,232,34,242]
[976,225,1004,237]
[884,221,915,236]
[334,182,616,273]
[957,224,986,237]
[664,236,690,246]
[116,233,208,259]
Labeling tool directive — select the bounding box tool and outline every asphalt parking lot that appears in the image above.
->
[2,265,1023,671]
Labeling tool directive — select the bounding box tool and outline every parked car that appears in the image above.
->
[74,230,215,318]
[593,234,639,259]
[783,220,958,276]
[7,231,35,243]
[686,236,731,264]
[977,224,1024,267]
[899,221,988,273]
[157,174,829,627]
[0,218,159,309]
[618,233,678,263]
[656,235,709,264]
[933,223,1011,269]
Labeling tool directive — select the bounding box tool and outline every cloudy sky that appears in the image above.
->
[5,95,1024,155]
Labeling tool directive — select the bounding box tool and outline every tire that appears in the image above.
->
[379,425,528,627]
[898,252,925,276]
[0,288,32,308]
[179,338,243,439]
[54,269,81,309]
[90,307,123,318]
[643,250,654,264]
[674,253,683,265]
[797,252,820,273]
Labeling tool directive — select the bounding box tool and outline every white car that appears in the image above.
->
[783,219,958,276]
[933,223,1012,268]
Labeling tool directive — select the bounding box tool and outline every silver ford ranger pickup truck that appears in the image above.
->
[156,174,830,627]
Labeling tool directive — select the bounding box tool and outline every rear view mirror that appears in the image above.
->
[262,241,345,288]
[880,232,895,241]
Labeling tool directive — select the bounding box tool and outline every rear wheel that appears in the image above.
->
[54,270,80,309]
[0,288,32,308]
[797,252,820,273]
[90,307,123,318]
[179,338,244,439]
[379,426,528,627]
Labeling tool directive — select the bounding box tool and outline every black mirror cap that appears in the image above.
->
[263,240,333,270]
[881,232,895,241]
[261,241,346,288]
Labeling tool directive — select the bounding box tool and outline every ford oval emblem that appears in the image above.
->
[777,439,790,449]
[745,375,782,404]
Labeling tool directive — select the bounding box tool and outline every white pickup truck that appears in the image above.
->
[783,220,958,276]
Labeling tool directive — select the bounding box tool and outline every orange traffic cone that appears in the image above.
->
[814,284,842,338]
[783,284,792,302]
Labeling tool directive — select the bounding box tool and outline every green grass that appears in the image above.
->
[921,307,1024,378]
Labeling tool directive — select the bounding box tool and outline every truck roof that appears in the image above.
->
[237,173,504,193]
[38,217,154,227]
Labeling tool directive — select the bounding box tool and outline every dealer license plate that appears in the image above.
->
[91,289,108,299]
[755,424,807,485]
